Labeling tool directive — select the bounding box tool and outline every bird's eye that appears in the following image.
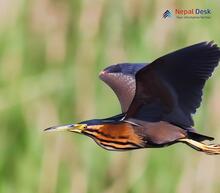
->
[82,124,87,129]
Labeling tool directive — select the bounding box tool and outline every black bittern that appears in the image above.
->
[45,41,220,154]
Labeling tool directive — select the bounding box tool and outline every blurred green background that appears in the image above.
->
[1,0,220,193]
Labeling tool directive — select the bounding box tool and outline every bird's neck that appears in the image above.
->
[84,122,145,150]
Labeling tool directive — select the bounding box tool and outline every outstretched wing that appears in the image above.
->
[126,42,220,127]
[99,63,146,112]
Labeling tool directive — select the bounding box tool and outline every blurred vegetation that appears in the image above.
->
[0,0,220,193]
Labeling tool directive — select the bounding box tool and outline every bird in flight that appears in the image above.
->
[45,41,220,155]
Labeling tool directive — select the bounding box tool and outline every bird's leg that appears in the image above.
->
[178,138,220,155]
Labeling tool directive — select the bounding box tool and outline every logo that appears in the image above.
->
[162,9,211,19]
[163,10,172,18]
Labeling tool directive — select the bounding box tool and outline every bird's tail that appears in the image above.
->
[179,138,220,155]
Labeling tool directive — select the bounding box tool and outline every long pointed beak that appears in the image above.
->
[44,124,87,133]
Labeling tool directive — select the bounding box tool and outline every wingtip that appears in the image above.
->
[201,41,220,58]
[205,40,219,49]
[196,40,218,47]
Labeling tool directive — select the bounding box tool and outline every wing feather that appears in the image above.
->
[99,63,146,112]
[126,42,220,127]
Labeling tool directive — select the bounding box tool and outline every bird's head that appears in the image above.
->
[44,123,87,133]
[44,119,104,134]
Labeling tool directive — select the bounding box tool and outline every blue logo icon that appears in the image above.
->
[163,10,172,18]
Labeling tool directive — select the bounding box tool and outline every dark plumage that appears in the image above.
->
[45,41,220,154]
